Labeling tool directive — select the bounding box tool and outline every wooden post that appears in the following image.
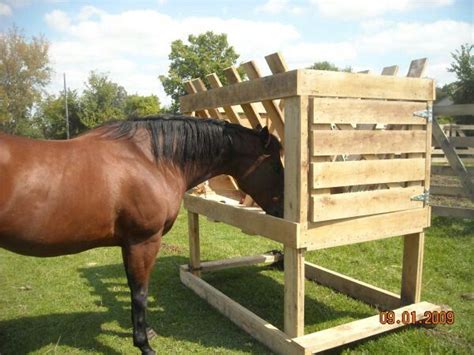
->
[284,246,305,338]
[188,211,201,277]
[401,232,424,304]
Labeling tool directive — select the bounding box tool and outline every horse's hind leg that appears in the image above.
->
[122,235,161,355]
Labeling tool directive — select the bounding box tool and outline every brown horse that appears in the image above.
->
[0,115,284,354]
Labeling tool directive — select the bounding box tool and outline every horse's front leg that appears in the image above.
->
[122,233,162,355]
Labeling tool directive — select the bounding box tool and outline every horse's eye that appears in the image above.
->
[272,196,280,202]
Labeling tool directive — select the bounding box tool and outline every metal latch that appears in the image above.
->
[411,190,430,204]
[413,108,433,122]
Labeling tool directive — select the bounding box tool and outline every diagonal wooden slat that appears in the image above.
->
[265,52,288,112]
[190,78,222,119]
[241,60,285,144]
[223,67,263,128]
[183,81,211,118]
[205,73,241,125]
[407,58,428,78]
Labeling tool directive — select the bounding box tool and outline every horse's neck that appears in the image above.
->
[183,157,231,190]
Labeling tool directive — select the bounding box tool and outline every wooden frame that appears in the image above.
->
[179,52,442,354]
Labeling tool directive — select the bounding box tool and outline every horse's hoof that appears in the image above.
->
[146,327,158,339]
[141,347,156,355]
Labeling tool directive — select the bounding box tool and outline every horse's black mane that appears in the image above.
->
[98,114,256,167]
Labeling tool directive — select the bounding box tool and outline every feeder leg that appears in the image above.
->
[401,232,424,305]
[188,211,201,277]
[284,246,305,338]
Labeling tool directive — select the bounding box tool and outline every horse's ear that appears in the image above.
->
[259,126,271,149]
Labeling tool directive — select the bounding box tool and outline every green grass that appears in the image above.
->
[0,211,473,354]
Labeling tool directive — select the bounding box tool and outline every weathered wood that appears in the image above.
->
[180,266,301,355]
[431,205,474,218]
[434,104,474,117]
[293,302,442,354]
[284,246,305,338]
[265,52,289,74]
[206,73,241,124]
[305,262,401,309]
[199,253,283,273]
[432,119,474,200]
[188,211,201,277]
[449,137,474,148]
[431,185,467,197]
[311,98,426,125]
[191,78,222,119]
[305,208,429,250]
[407,58,428,78]
[431,165,474,176]
[184,194,301,248]
[311,130,426,156]
[401,233,424,304]
[241,60,285,142]
[299,69,435,101]
[311,186,424,222]
[381,65,399,76]
[183,80,211,117]
[311,158,426,189]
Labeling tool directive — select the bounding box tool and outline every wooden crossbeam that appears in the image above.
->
[205,73,241,124]
[183,81,210,118]
[190,78,222,119]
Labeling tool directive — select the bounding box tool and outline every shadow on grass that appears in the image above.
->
[0,255,373,354]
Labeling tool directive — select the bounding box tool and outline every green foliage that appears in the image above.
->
[79,71,127,128]
[308,61,352,72]
[124,94,160,117]
[0,26,51,135]
[159,31,240,113]
[34,89,86,139]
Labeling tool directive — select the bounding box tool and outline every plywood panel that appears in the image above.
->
[311,98,427,125]
[311,130,426,156]
[311,186,424,222]
[311,158,426,189]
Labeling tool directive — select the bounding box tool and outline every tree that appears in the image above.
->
[124,94,160,117]
[34,89,86,139]
[308,61,352,72]
[159,32,240,112]
[0,26,51,134]
[80,71,127,128]
[448,43,473,104]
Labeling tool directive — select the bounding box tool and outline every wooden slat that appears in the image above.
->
[188,211,201,276]
[199,253,283,273]
[311,186,424,222]
[205,73,241,124]
[300,69,435,101]
[432,119,474,200]
[431,205,474,218]
[311,158,425,189]
[293,302,442,353]
[191,78,222,119]
[431,185,467,197]
[304,208,429,250]
[407,58,428,78]
[431,165,474,176]
[311,130,426,156]
[311,98,426,125]
[449,137,474,148]
[180,266,301,355]
[183,194,301,248]
[401,233,424,304]
[434,104,474,117]
[241,60,285,142]
[284,247,305,338]
[224,66,264,128]
[265,52,289,74]
[381,65,399,76]
[305,262,401,310]
[183,81,211,118]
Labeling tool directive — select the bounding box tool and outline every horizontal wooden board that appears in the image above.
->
[311,186,425,222]
[303,208,430,250]
[431,205,474,219]
[183,194,300,248]
[293,302,442,353]
[311,98,427,125]
[433,104,474,117]
[180,70,298,112]
[431,185,467,197]
[311,130,426,156]
[431,165,474,176]
[311,158,426,189]
[301,69,435,101]
[449,137,474,148]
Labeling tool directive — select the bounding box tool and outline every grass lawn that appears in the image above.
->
[0,210,472,354]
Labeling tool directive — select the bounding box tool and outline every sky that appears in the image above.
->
[1,0,473,106]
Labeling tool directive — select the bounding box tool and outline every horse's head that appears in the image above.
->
[227,125,284,218]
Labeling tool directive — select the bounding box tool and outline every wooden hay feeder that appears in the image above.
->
[179,53,442,354]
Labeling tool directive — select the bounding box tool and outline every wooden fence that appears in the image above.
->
[431,104,474,218]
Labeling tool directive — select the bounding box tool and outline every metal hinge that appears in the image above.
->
[413,108,433,122]
[411,189,430,204]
